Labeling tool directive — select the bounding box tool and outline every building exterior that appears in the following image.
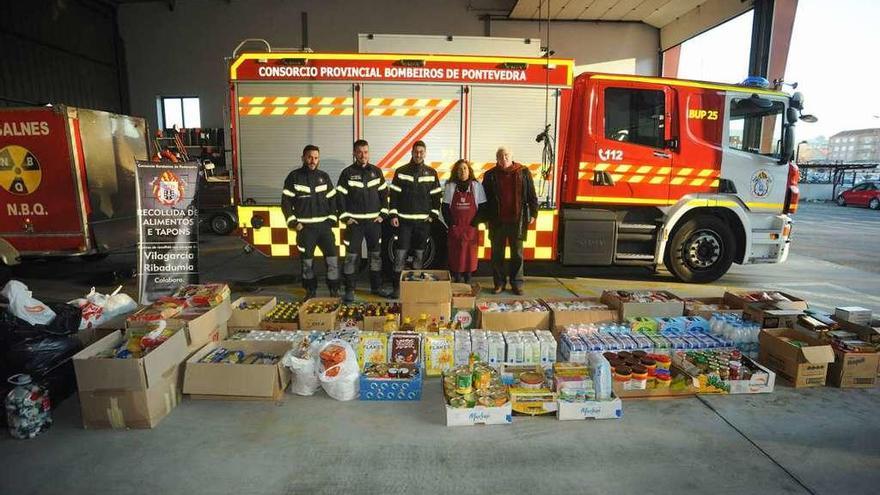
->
[828,128,880,162]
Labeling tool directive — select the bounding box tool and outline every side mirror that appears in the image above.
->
[779,124,795,164]
[799,114,818,123]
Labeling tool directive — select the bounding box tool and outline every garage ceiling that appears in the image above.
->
[509,0,713,28]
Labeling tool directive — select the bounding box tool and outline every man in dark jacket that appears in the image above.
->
[481,146,537,295]
[336,139,392,301]
[281,145,340,300]
[388,140,442,298]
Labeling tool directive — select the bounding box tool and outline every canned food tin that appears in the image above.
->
[473,368,492,391]
[449,397,468,408]
[455,371,473,395]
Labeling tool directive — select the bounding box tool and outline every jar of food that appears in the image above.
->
[518,371,545,389]
[640,358,657,376]
[630,365,648,390]
[632,350,647,360]
[654,372,672,389]
[613,365,632,382]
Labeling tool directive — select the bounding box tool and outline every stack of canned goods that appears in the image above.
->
[199,347,280,365]
[442,361,509,409]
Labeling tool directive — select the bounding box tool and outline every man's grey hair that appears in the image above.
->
[496,146,511,156]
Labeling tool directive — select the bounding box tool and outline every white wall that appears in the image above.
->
[118,0,659,129]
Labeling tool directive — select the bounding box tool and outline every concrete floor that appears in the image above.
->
[1,202,879,494]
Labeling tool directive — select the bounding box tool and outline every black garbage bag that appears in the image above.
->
[0,302,82,349]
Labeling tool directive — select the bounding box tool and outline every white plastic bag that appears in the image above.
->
[281,347,320,396]
[68,286,138,330]
[1,280,56,326]
[317,339,360,401]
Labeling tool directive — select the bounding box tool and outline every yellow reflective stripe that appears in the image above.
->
[286,214,297,223]
[325,189,337,198]
[636,165,653,174]
[576,196,676,205]
[398,174,415,182]
[595,163,610,171]
[346,212,381,219]
[293,184,311,193]
[389,184,402,192]
[591,74,786,96]
[367,178,382,188]
[282,189,295,197]
[430,187,442,195]
[314,184,329,192]
[698,169,715,177]
[336,185,348,194]
[348,180,365,188]
[676,168,693,176]
[430,209,441,216]
[298,216,332,223]
[398,212,429,220]
[418,175,435,183]
[389,208,399,215]
[380,208,390,214]
[377,182,388,191]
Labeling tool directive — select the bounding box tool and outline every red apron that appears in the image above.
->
[448,185,479,273]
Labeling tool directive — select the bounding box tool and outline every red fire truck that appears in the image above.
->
[0,105,147,280]
[229,51,808,282]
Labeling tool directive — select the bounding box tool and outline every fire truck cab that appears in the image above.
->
[229,49,806,283]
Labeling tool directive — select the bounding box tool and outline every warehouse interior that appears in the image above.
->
[1,1,878,494]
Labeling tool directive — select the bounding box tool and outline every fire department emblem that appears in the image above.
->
[151,170,186,206]
[0,145,42,195]
[750,169,772,198]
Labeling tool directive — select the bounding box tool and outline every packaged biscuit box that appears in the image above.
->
[389,332,422,365]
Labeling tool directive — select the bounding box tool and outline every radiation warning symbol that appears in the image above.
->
[0,145,42,195]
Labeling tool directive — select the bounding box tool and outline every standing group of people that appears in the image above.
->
[281,140,537,301]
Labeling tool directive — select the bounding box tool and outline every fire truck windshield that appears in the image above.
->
[728,98,786,158]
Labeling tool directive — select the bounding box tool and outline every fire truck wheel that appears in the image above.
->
[210,213,235,235]
[665,215,735,283]
[836,195,846,207]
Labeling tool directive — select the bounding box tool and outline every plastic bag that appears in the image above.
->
[317,339,359,401]
[3,336,83,378]
[281,347,320,396]
[1,280,56,326]
[68,286,138,330]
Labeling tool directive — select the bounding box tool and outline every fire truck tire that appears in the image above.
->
[382,222,448,271]
[836,195,846,207]
[665,215,735,283]
[210,213,235,235]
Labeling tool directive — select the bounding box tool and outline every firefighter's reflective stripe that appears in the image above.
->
[325,188,337,198]
[287,214,297,223]
[398,212,429,220]
[398,174,415,182]
[389,208,399,215]
[348,180,365,188]
[294,184,311,193]
[418,175,435,183]
[476,209,557,261]
[282,189,295,197]
[377,182,388,191]
[430,187,442,195]
[315,184,329,193]
[430,208,441,217]
[367,178,382,188]
[337,185,349,194]
[380,207,390,215]
[389,184,402,192]
[341,211,382,220]
[298,215,335,223]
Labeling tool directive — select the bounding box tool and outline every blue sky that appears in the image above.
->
[677,0,877,141]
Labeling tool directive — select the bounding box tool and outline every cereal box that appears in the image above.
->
[424,331,455,377]
[358,332,389,368]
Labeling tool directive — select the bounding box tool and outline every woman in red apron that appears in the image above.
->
[442,160,487,283]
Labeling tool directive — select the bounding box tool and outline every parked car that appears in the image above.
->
[837,181,880,210]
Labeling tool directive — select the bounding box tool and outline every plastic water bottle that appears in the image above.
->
[589,352,612,401]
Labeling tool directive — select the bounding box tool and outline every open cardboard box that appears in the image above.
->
[759,328,835,388]
[682,297,744,319]
[743,303,802,329]
[400,270,451,304]
[183,340,292,400]
[169,293,232,351]
[401,301,450,323]
[828,349,879,388]
[600,290,684,320]
[672,355,776,394]
[541,297,616,335]
[298,297,340,331]
[723,290,808,311]
[229,296,277,329]
[73,325,189,392]
[79,366,182,430]
[477,299,550,331]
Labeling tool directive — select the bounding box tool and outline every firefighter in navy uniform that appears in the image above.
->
[281,145,340,300]
[388,140,442,298]
[336,139,392,302]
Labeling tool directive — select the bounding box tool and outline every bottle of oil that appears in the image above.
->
[383,313,398,333]
[414,313,428,333]
[400,317,414,333]
[428,317,439,333]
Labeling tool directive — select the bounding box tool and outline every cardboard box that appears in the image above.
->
[79,367,181,429]
[445,403,512,427]
[259,320,299,331]
[401,302,451,323]
[672,355,776,394]
[682,297,744,319]
[170,294,233,350]
[542,297,617,334]
[183,340,292,400]
[723,291,808,311]
[758,328,835,388]
[831,317,880,345]
[73,326,189,392]
[228,296,277,329]
[600,290,684,320]
[834,306,873,326]
[451,283,478,309]
[556,395,623,420]
[298,297,340,331]
[478,300,550,331]
[828,350,879,388]
[360,313,399,332]
[743,303,803,329]
[400,270,451,303]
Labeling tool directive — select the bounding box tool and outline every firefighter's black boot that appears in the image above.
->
[303,277,318,301]
[342,275,356,303]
